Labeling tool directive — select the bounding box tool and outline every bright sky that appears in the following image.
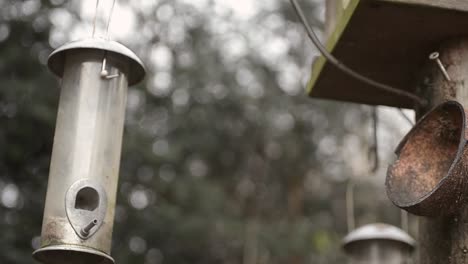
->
[79,0,136,40]
[75,0,279,41]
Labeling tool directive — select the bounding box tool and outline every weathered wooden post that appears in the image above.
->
[299,1,468,263]
[387,40,468,264]
[415,42,468,263]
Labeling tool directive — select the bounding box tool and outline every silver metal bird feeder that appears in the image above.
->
[32,38,145,264]
[342,223,416,264]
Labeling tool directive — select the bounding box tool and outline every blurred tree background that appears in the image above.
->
[0,0,416,264]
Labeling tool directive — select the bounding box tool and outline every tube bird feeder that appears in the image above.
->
[343,223,416,264]
[33,38,145,264]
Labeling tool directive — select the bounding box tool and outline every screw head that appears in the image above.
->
[100,70,109,78]
[429,52,440,60]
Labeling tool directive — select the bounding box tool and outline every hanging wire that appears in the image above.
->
[105,0,117,39]
[397,108,415,126]
[401,210,409,232]
[288,0,427,107]
[92,0,100,37]
[368,107,379,173]
[346,181,355,232]
[91,0,119,79]
[92,0,117,39]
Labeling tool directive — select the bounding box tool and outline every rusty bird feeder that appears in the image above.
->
[32,37,145,264]
[343,223,416,264]
[386,101,468,216]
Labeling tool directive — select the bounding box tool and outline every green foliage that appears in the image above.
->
[0,1,63,263]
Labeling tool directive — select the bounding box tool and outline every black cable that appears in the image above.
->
[289,0,427,107]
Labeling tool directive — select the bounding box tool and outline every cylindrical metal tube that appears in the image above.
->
[345,240,413,264]
[33,39,145,264]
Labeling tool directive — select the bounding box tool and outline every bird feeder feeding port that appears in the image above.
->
[343,223,416,264]
[32,38,145,264]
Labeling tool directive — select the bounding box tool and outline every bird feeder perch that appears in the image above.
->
[33,38,145,264]
[343,223,416,264]
[309,0,468,108]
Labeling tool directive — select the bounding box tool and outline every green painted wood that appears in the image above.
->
[307,0,360,94]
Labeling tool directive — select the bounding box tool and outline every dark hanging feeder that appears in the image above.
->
[386,101,468,216]
[343,223,416,264]
[32,38,145,264]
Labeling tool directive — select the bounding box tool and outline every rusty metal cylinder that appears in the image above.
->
[343,223,416,264]
[33,38,145,264]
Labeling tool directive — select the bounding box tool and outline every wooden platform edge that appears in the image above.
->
[306,0,361,95]
[383,0,468,12]
[306,0,468,99]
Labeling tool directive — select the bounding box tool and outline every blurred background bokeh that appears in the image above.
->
[0,0,417,263]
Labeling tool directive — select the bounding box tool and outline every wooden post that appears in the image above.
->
[417,39,468,264]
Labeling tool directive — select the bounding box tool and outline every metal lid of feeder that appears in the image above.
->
[342,223,416,251]
[308,0,468,108]
[48,38,146,86]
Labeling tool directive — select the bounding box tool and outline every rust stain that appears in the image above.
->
[42,218,67,246]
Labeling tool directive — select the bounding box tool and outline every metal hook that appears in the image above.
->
[429,52,452,82]
[100,52,119,80]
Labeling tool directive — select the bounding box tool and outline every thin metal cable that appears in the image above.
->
[92,0,100,37]
[105,0,117,39]
[397,108,415,126]
[401,210,409,232]
[369,108,379,173]
[289,0,427,107]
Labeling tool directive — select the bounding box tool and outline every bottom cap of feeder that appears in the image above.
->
[33,244,114,264]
